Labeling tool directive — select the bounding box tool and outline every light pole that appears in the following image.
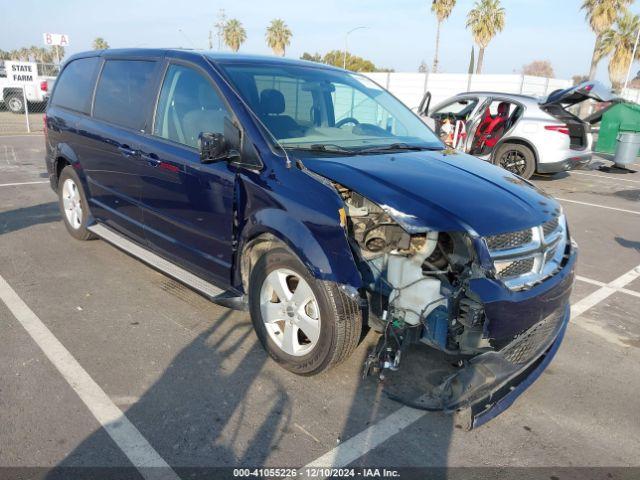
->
[344,26,368,69]
[622,25,640,91]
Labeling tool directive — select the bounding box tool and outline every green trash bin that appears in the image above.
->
[595,102,640,155]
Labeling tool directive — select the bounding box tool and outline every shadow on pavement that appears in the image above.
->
[42,300,454,479]
[0,202,59,235]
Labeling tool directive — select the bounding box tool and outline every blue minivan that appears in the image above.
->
[45,49,576,428]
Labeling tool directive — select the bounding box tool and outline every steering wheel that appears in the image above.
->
[335,117,360,129]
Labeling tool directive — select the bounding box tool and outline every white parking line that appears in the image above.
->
[556,198,640,215]
[301,265,640,470]
[0,133,45,138]
[571,265,640,348]
[576,275,640,299]
[0,180,49,187]
[0,274,180,480]
[571,171,640,184]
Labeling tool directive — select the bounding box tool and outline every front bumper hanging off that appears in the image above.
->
[397,243,576,429]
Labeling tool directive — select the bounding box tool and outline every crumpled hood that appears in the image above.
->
[301,150,560,237]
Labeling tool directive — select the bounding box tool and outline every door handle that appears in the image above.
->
[140,152,161,167]
[118,145,138,157]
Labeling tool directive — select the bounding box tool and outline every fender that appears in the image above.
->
[53,143,91,194]
[232,167,363,293]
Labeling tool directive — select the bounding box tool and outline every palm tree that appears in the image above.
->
[431,0,456,72]
[582,0,633,82]
[466,0,505,74]
[597,11,640,91]
[92,37,110,50]
[265,19,292,56]
[223,19,247,52]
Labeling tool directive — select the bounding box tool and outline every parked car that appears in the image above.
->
[45,49,577,428]
[0,60,54,113]
[418,83,614,178]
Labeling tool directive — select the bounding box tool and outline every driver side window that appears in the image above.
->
[153,64,231,149]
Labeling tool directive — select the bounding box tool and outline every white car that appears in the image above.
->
[418,82,614,179]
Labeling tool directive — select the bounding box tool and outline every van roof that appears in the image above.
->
[65,48,345,71]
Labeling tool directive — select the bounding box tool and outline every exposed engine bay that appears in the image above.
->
[334,183,492,380]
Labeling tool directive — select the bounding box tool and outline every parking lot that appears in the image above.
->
[1,133,639,477]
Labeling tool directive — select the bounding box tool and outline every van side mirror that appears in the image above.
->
[199,118,242,164]
[199,132,227,163]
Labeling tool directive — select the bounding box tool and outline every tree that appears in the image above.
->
[265,19,292,56]
[522,60,555,78]
[466,0,505,74]
[301,52,322,62]
[92,37,110,50]
[582,0,633,82]
[431,0,457,72]
[597,11,640,91]
[572,74,589,85]
[299,51,389,72]
[223,19,246,52]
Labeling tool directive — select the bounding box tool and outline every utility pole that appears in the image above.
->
[215,9,227,51]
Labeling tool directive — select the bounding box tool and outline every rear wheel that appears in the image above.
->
[58,166,96,241]
[249,247,362,375]
[493,143,536,179]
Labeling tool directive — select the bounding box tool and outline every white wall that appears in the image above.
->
[621,87,640,104]
[362,72,573,110]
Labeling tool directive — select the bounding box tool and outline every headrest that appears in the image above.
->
[497,102,510,117]
[260,89,285,115]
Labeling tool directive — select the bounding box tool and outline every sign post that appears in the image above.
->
[5,61,37,133]
[43,33,70,66]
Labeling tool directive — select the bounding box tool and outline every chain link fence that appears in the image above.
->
[0,62,58,135]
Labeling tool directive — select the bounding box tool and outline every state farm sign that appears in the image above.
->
[5,61,38,83]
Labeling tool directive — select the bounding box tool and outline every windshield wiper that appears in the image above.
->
[286,144,355,155]
[354,143,444,154]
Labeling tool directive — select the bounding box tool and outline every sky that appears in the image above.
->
[1,0,639,85]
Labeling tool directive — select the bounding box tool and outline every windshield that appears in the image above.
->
[217,63,443,153]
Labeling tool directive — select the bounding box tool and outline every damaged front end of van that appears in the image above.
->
[303,151,577,429]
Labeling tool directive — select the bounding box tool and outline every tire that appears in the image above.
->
[6,94,25,114]
[57,166,97,241]
[249,247,362,375]
[493,143,536,179]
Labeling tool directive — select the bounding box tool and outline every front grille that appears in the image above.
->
[501,312,564,364]
[496,258,535,278]
[484,215,568,290]
[485,229,533,251]
[544,245,558,263]
[542,217,560,237]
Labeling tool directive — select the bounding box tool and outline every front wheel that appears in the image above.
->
[6,94,25,114]
[249,247,362,375]
[493,143,536,179]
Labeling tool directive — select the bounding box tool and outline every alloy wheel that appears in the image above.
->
[259,268,321,356]
[62,178,83,230]
[499,150,528,176]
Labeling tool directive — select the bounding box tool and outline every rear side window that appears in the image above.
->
[51,57,100,114]
[93,60,157,130]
